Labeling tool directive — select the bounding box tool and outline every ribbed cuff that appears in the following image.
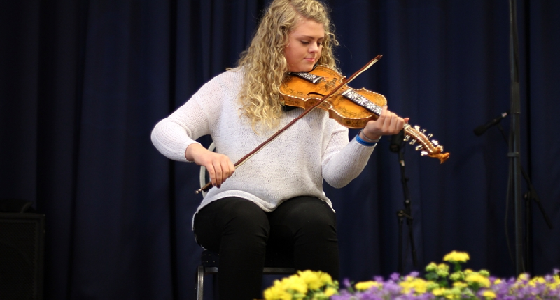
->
[356,133,378,147]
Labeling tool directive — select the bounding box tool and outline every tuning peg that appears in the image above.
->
[420,151,428,156]
[415,145,423,151]
[427,134,433,138]
[421,129,427,133]
[431,140,439,146]
[403,135,410,141]
[414,125,420,131]
[409,140,416,145]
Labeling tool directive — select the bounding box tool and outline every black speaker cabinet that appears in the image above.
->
[0,213,45,300]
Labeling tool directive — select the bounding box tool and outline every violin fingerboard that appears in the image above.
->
[341,89,383,115]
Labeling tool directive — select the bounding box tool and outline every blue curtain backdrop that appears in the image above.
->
[1,0,559,299]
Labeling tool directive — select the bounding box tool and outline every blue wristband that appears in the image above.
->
[356,133,378,147]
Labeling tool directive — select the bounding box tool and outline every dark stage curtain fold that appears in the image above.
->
[1,1,559,299]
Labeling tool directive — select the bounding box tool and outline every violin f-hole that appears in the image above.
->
[308,91,325,97]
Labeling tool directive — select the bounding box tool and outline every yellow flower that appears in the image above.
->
[443,251,470,263]
[427,281,440,290]
[530,276,545,286]
[418,280,426,287]
[355,281,380,291]
[283,276,307,294]
[399,277,429,294]
[443,288,462,299]
[449,272,462,281]
[426,262,437,272]
[436,263,450,276]
[264,270,337,299]
[298,270,323,290]
[432,287,446,296]
[482,289,496,299]
[318,272,333,286]
[324,287,337,297]
[453,282,468,289]
[465,273,490,288]
[443,287,462,299]
[549,274,560,289]
[264,284,291,300]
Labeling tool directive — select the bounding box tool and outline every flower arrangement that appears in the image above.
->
[263,251,560,299]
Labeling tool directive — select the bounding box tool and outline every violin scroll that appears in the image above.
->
[403,124,449,163]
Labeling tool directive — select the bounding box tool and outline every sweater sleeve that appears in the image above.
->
[322,123,376,188]
[150,71,231,162]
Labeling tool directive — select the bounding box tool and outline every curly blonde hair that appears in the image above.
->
[237,0,339,131]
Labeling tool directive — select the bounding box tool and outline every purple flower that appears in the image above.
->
[373,276,385,282]
[408,271,420,278]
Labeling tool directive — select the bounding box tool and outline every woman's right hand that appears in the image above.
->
[185,143,235,188]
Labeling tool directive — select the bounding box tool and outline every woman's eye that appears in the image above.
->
[301,41,310,45]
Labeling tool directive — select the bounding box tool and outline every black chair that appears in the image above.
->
[195,143,296,299]
[195,249,296,300]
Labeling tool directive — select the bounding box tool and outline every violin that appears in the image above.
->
[279,56,449,163]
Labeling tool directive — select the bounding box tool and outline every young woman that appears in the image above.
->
[151,0,407,298]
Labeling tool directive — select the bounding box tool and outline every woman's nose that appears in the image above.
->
[309,42,319,52]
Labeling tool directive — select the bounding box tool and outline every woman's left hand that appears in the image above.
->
[361,106,408,141]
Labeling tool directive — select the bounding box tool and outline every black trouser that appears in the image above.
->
[193,196,339,300]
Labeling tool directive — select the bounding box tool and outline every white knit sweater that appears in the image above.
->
[150,68,376,223]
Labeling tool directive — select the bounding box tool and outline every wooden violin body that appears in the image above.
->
[280,63,449,163]
[281,65,387,128]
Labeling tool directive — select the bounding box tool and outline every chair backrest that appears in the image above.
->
[198,142,216,197]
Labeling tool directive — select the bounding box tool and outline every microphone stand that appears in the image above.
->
[392,133,418,273]
[509,0,524,275]
[495,124,553,271]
